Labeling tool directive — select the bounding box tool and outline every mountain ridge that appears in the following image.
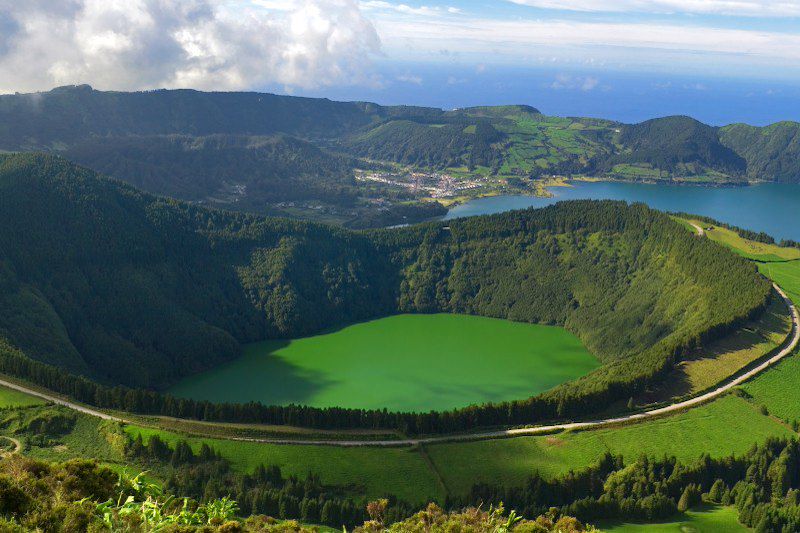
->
[1,86,797,233]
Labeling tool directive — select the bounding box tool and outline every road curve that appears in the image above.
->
[0,282,794,448]
[0,222,796,447]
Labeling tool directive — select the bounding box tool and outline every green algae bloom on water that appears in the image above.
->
[168,313,598,412]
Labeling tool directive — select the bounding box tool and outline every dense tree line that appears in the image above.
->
[459,436,800,532]
[0,451,590,532]
[92,422,800,531]
[128,433,413,529]
[65,134,360,205]
[720,121,800,183]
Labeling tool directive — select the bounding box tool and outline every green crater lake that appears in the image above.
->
[168,314,599,412]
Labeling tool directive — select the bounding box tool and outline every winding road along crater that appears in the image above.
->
[0,221,797,447]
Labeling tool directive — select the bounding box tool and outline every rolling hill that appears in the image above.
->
[598,116,747,180]
[64,134,360,206]
[2,86,799,231]
[720,121,800,183]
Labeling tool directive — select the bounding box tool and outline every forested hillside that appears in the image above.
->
[65,134,360,206]
[0,85,379,148]
[720,121,800,183]
[597,116,747,179]
[345,119,505,170]
[0,153,771,429]
[0,153,398,387]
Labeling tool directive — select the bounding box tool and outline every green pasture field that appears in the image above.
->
[743,354,800,423]
[123,425,443,505]
[0,385,44,408]
[425,395,791,495]
[759,260,800,305]
[168,314,599,412]
[600,505,747,532]
[696,221,800,262]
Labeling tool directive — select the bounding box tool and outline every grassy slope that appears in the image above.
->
[601,505,748,532]
[695,221,800,262]
[692,218,800,441]
[743,356,800,423]
[425,395,791,495]
[759,261,800,306]
[643,296,792,401]
[167,314,598,412]
[123,425,442,505]
[740,256,800,423]
[0,385,44,408]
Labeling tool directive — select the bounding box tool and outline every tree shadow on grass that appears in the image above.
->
[595,503,734,532]
[638,297,791,404]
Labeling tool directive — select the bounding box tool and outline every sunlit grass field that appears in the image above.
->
[743,355,800,424]
[168,314,598,412]
[647,296,792,400]
[600,505,747,532]
[0,385,44,408]
[759,260,800,306]
[123,424,442,504]
[698,221,800,262]
[425,395,791,495]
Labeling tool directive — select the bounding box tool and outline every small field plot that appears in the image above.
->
[124,425,442,505]
[743,354,800,423]
[0,385,44,408]
[168,314,599,412]
[426,395,790,496]
[759,261,800,305]
[697,221,800,262]
[600,505,747,532]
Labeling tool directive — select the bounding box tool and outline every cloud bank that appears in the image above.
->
[508,0,800,17]
[0,0,380,93]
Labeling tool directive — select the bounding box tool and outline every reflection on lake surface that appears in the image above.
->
[445,181,800,242]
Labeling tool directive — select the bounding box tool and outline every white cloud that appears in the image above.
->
[360,1,461,16]
[373,15,800,66]
[507,0,800,17]
[0,0,381,93]
[249,0,297,9]
[581,76,599,91]
[396,73,423,84]
[550,73,600,91]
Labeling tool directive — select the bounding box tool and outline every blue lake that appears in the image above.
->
[445,181,800,243]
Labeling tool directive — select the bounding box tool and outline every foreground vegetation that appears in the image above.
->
[6,397,800,531]
[0,452,594,532]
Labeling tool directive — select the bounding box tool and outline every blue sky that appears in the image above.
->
[348,0,800,79]
[253,0,800,124]
[1,0,799,124]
